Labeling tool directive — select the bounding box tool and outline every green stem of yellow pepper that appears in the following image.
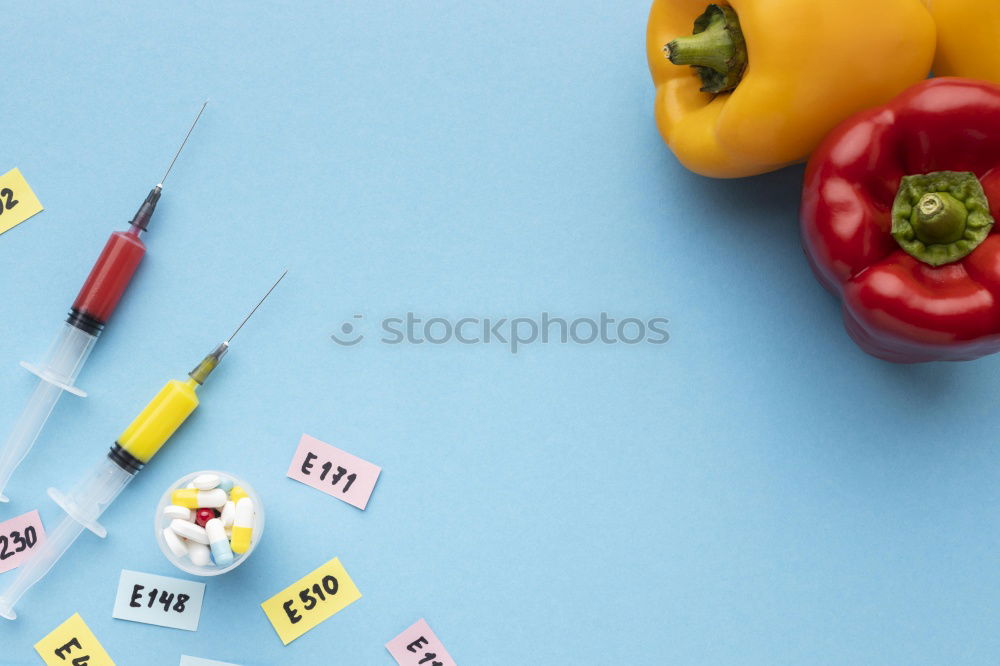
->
[666,4,748,94]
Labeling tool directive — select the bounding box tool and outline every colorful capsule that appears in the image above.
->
[229,486,249,503]
[195,508,215,527]
[206,518,234,566]
[171,488,227,509]
[230,497,254,554]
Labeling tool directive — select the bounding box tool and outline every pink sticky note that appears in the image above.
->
[0,509,46,573]
[386,619,456,666]
[286,434,381,510]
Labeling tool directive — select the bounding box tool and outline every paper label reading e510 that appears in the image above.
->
[260,556,361,645]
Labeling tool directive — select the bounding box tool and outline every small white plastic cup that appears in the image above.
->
[154,470,265,576]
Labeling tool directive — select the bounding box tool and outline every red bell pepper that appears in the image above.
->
[801,78,1000,363]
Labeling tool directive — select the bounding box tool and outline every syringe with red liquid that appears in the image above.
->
[0,102,207,502]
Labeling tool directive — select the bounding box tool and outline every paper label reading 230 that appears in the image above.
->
[0,509,46,574]
[0,524,38,560]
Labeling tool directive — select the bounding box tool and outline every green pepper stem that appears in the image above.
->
[665,4,748,94]
[891,171,994,267]
[912,192,967,245]
[667,19,733,72]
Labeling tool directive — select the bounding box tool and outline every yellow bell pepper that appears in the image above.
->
[646,1,936,178]
[923,0,1000,81]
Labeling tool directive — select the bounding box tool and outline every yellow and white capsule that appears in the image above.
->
[229,486,249,503]
[230,497,254,554]
[171,488,227,509]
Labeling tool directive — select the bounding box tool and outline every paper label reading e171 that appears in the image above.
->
[286,434,381,509]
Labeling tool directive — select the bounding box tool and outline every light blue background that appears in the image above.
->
[0,1,997,664]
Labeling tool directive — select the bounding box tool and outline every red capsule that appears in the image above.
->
[195,508,215,527]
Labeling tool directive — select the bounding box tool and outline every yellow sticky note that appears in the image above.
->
[260,556,362,645]
[34,612,115,666]
[0,168,43,235]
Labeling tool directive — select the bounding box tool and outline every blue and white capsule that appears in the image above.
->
[205,518,233,566]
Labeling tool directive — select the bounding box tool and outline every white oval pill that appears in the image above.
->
[163,505,193,522]
[187,540,211,566]
[220,501,235,528]
[162,527,188,557]
[170,518,209,544]
[192,474,221,490]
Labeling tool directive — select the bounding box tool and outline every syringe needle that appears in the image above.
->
[129,100,208,232]
[188,270,288,386]
[227,270,288,344]
[159,100,208,187]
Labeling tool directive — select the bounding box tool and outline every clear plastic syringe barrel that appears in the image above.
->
[0,322,97,502]
[0,455,133,620]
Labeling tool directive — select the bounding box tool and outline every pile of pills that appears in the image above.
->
[159,473,256,569]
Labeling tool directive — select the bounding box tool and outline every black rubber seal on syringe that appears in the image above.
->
[128,186,162,232]
[66,308,105,336]
[108,443,143,475]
